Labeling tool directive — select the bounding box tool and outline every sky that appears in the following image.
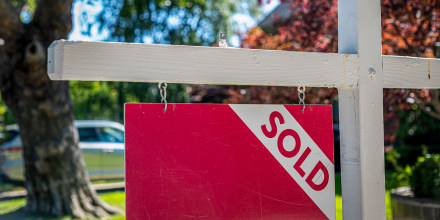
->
[229,0,280,47]
[69,0,280,47]
[69,1,108,41]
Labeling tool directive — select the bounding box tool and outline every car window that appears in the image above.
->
[1,130,19,144]
[98,127,124,143]
[78,128,100,142]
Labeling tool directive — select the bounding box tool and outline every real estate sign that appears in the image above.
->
[125,104,335,219]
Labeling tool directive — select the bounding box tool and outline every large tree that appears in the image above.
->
[0,0,121,218]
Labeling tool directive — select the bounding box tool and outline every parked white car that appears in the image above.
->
[0,120,125,181]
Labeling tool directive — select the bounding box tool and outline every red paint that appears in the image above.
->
[261,110,330,190]
[294,147,312,177]
[277,129,301,158]
[125,104,333,220]
[306,161,330,191]
[261,111,285,138]
[285,106,334,163]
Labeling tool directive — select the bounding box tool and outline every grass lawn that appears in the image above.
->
[334,174,393,220]
[0,191,125,220]
[0,174,393,219]
[0,179,124,194]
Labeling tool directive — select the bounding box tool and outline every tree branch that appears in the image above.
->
[418,101,440,120]
[416,90,440,120]
[0,1,23,40]
[428,89,440,115]
[33,0,74,44]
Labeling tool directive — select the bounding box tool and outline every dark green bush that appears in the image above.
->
[409,153,440,199]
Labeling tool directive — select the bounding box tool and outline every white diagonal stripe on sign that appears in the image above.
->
[229,104,335,220]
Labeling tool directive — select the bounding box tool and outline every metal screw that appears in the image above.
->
[368,67,376,78]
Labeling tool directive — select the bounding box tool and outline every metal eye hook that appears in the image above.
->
[219,31,228,48]
[298,86,306,112]
[219,32,226,40]
[158,82,168,112]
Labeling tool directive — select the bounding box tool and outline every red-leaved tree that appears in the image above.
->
[192,0,440,147]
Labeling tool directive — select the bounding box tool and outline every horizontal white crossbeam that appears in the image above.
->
[48,41,440,89]
[48,40,359,87]
[383,55,440,88]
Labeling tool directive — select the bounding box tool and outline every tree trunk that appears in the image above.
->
[0,1,121,218]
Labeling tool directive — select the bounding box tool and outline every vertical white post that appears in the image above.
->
[338,0,386,219]
[337,87,362,218]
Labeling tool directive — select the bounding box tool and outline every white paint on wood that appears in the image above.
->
[336,87,362,218]
[338,0,386,219]
[48,40,64,79]
[47,40,360,87]
[357,0,387,217]
[383,55,440,88]
[337,2,364,217]
[48,40,440,90]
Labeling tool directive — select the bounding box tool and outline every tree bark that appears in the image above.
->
[0,0,121,218]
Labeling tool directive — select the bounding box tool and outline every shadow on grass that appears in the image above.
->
[0,207,70,220]
[0,191,125,220]
[0,178,24,194]
[0,206,125,220]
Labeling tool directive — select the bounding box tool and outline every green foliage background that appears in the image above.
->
[410,153,440,199]
[68,0,258,122]
[391,107,440,166]
[70,82,190,122]
[100,0,259,44]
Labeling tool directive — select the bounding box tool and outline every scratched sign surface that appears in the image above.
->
[125,104,335,220]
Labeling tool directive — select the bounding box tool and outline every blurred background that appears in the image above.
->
[0,0,439,219]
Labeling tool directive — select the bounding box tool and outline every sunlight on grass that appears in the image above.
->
[91,179,124,185]
[335,194,343,220]
[386,191,393,220]
[100,191,126,220]
[335,193,392,220]
[0,198,25,215]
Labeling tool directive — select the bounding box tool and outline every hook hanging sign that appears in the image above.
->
[158,82,168,112]
[298,85,306,112]
[125,104,335,220]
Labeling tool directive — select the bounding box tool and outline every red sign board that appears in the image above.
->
[125,104,335,220]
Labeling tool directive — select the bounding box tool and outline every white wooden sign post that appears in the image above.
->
[48,0,440,219]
